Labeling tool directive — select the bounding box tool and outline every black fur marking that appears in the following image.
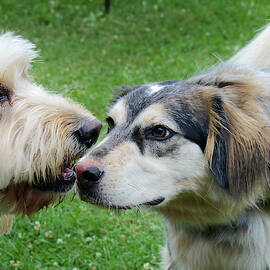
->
[182,199,270,242]
[210,95,230,189]
[217,81,234,88]
[0,83,10,103]
[106,116,115,134]
[182,214,249,242]
[181,114,208,152]
[168,102,208,152]
[132,127,144,154]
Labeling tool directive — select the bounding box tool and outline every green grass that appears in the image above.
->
[0,0,269,269]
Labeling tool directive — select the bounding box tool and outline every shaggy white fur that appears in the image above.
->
[0,33,97,233]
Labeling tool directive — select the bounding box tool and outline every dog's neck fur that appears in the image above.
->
[180,213,250,241]
[163,200,270,270]
[184,199,270,240]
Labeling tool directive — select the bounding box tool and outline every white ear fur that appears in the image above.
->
[229,24,270,68]
[0,32,38,88]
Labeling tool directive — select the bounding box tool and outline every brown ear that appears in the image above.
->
[201,86,270,195]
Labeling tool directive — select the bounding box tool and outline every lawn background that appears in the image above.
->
[0,0,269,269]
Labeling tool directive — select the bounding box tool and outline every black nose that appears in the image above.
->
[75,119,102,148]
[81,166,103,185]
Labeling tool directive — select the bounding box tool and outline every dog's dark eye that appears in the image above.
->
[146,125,174,141]
[0,95,8,103]
[0,84,10,104]
[106,117,115,133]
[152,126,167,137]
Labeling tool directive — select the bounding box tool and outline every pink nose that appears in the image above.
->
[76,158,104,188]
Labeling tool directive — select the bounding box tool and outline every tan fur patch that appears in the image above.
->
[103,142,137,187]
[133,103,176,130]
[108,99,127,125]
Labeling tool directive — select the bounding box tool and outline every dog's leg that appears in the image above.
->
[229,24,270,68]
[0,214,13,234]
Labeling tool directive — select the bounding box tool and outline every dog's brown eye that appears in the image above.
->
[146,125,174,141]
[106,117,115,133]
[152,126,167,138]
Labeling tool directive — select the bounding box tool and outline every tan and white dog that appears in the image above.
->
[0,32,101,233]
[76,25,270,270]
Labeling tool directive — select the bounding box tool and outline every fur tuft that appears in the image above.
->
[230,24,270,68]
[0,32,38,88]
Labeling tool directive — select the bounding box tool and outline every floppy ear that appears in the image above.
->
[0,32,38,88]
[201,89,230,190]
[201,82,270,195]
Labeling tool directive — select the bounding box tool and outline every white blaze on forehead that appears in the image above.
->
[108,98,127,125]
[149,85,164,94]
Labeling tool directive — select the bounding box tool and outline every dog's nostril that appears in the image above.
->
[82,166,103,183]
[76,159,104,188]
[75,119,102,147]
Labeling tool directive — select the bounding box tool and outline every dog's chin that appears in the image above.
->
[78,188,165,210]
[0,168,76,216]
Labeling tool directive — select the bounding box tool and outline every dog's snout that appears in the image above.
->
[76,158,104,188]
[75,119,102,148]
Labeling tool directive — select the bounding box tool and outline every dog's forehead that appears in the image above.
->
[109,80,197,124]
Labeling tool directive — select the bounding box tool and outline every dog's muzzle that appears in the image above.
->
[75,158,165,208]
[33,119,103,194]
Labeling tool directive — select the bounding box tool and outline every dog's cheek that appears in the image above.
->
[98,142,151,206]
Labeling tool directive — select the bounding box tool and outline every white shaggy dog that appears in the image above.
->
[0,32,102,233]
[76,25,270,270]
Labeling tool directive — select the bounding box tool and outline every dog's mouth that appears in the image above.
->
[0,165,77,216]
[89,197,165,210]
[109,197,165,209]
[32,166,76,193]
[79,189,165,209]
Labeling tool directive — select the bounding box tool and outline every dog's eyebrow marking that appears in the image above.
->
[134,103,175,129]
[149,85,164,94]
[108,99,127,125]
